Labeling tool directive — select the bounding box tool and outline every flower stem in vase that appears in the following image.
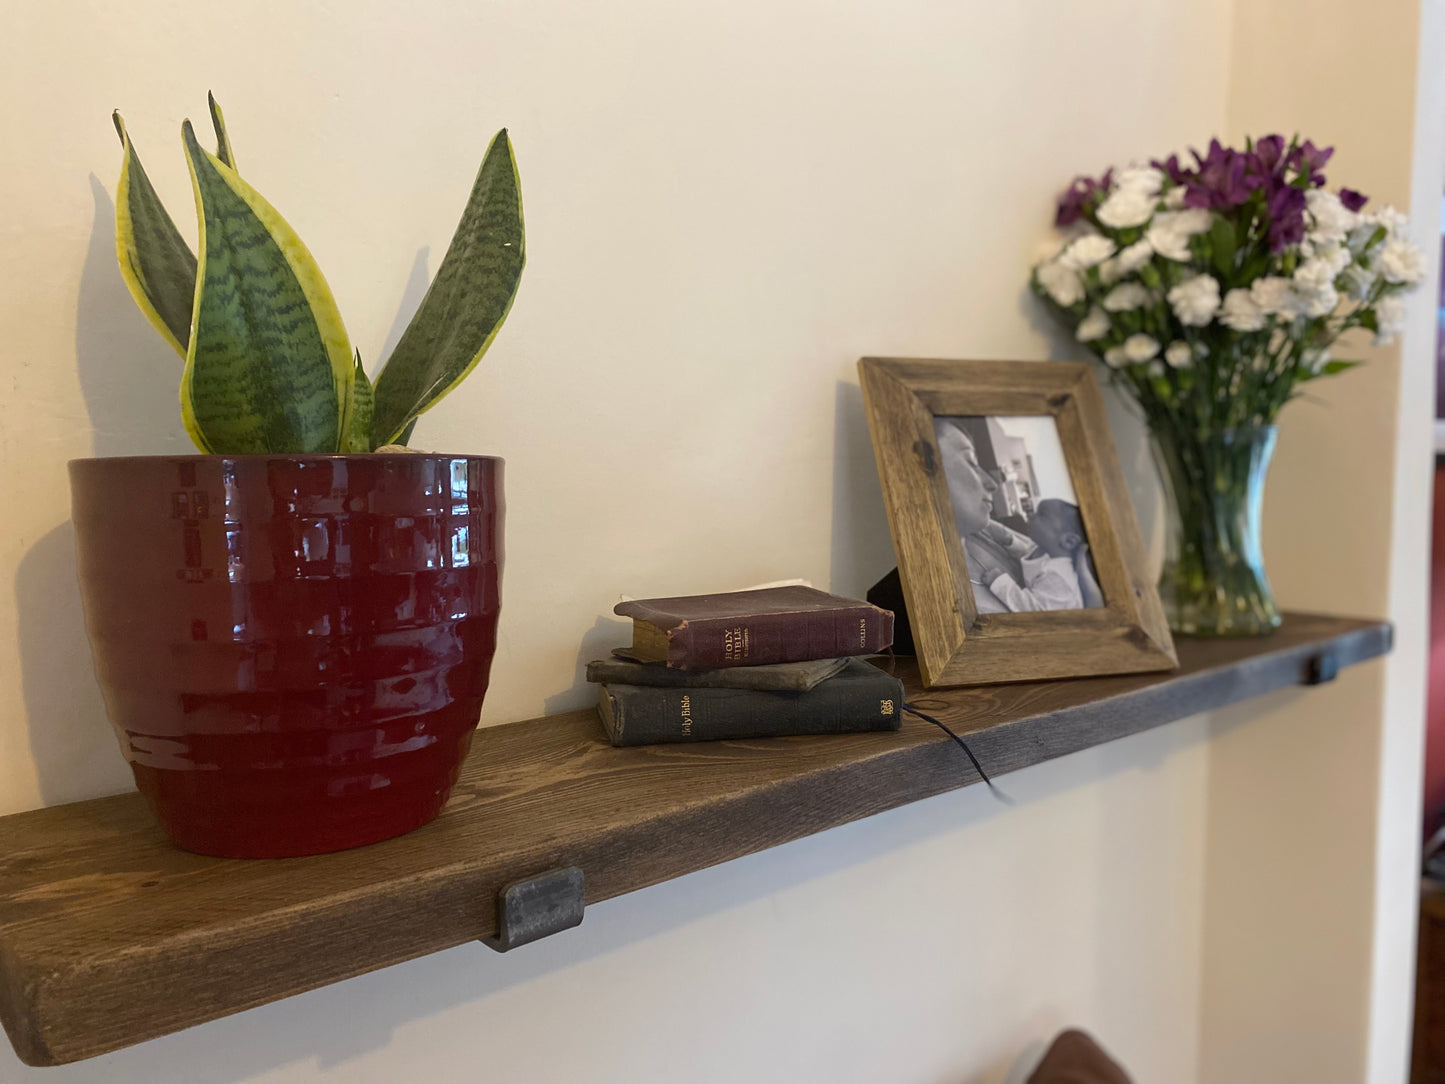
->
[1152,424,1281,637]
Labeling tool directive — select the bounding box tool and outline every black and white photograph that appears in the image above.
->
[933,414,1104,613]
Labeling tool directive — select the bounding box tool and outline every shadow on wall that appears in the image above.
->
[78,175,193,457]
[14,523,131,806]
[542,614,634,717]
[377,246,431,374]
[829,377,897,598]
[12,177,193,808]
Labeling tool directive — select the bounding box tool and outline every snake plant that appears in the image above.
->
[112,94,525,453]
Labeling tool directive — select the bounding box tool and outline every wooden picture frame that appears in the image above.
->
[858,357,1176,687]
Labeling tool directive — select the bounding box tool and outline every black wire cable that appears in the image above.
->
[902,703,1013,805]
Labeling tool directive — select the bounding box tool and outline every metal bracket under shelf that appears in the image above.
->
[480,866,586,952]
[1305,649,1340,686]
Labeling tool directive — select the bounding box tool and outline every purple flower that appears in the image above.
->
[1267,185,1308,250]
[1055,169,1112,227]
[1185,139,1256,208]
[1340,187,1368,212]
[1287,140,1334,186]
[1151,154,1190,185]
[1248,134,1287,178]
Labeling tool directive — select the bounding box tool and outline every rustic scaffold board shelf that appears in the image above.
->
[0,613,1391,1067]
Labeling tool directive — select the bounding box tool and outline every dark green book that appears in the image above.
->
[588,655,849,692]
[595,658,904,746]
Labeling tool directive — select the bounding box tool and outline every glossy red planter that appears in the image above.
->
[68,454,503,858]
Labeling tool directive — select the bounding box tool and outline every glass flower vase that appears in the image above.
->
[1152,424,1282,637]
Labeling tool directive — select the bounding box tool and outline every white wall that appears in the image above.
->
[0,1,1426,1081]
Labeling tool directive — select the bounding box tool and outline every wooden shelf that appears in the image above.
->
[0,613,1391,1067]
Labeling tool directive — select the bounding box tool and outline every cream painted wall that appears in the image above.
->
[1198,3,1442,1082]
[0,0,1424,1082]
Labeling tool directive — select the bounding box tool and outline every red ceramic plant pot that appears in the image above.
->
[68,454,503,859]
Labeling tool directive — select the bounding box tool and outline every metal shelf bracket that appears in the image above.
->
[481,867,586,952]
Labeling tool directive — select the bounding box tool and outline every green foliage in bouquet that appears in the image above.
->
[1030,135,1423,434]
[112,93,525,453]
[1030,136,1426,636]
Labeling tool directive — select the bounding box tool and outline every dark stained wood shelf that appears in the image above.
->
[0,613,1391,1066]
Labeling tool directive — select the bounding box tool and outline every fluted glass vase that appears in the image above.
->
[1152,424,1281,637]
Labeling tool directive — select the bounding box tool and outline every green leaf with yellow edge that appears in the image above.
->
[341,350,374,452]
[393,418,417,448]
[180,119,353,453]
[113,112,197,358]
[208,91,237,171]
[372,129,524,444]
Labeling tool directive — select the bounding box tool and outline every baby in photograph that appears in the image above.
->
[1024,500,1105,609]
[974,501,1101,612]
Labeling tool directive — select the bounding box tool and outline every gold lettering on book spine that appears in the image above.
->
[680,694,692,736]
[723,625,751,662]
[858,618,867,648]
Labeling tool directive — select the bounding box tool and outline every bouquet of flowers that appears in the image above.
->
[1030,135,1424,635]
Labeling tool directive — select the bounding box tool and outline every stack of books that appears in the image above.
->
[590,585,901,746]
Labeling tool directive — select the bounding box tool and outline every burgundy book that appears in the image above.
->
[613,585,894,669]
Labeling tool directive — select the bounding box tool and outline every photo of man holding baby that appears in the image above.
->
[933,415,1104,613]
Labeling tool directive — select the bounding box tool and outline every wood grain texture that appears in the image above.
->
[0,614,1390,1066]
[858,357,1175,686]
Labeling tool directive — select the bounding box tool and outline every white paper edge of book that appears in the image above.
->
[613,578,814,606]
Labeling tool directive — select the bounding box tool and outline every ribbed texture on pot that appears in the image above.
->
[68,454,503,858]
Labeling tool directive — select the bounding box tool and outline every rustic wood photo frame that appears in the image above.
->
[858,357,1176,687]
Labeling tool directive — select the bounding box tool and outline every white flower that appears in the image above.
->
[1103,346,1129,368]
[1114,166,1164,197]
[1096,185,1158,230]
[1374,294,1406,345]
[1300,284,1339,318]
[1293,260,1333,295]
[1075,307,1111,343]
[1061,233,1117,270]
[1305,189,1357,245]
[1167,274,1221,326]
[1164,341,1194,368]
[1163,187,1187,210]
[1098,258,1123,285]
[1220,288,1266,332]
[1102,282,1151,312]
[1367,205,1410,235]
[1250,276,1300,318]
[1148,230,1191,262]
[1117,239,1154,274]
[1347,224,1377,254]
[1146,208,1212,261]
[1037,260,1086,307]
[1340,263,1377,301]
[1292,249,1348,320]
[1122,333,1160,362]
[1379,237,1425,284]
[1317,243,1352,276]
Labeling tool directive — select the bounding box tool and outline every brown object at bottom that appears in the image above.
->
[1412,886,1445,1082]
[1027,1029,1133,1084]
